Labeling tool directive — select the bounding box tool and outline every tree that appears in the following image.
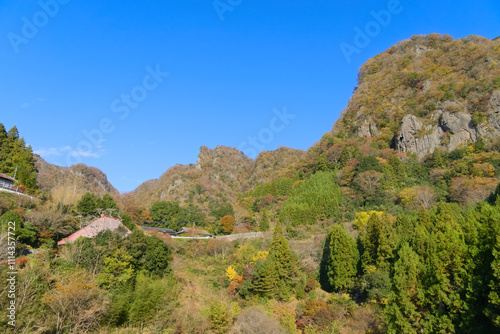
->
[259,211,270,231]
[76,192,100,217]
[432,148,445,168]
[474,136,486,153]
[0,124,38,192]
[251,259,278,298]
[97,248,134,289]
[221,215,235,235]
[385,243,423,334]
[210,202,234,221]
[42,269,109,333]
[360,212,395,272]
[354,170,384,199]
[100,193,119,217]
[149,201,179,223]
[122,230,172,276]
[268,223,300,300]
[319,224,359,292]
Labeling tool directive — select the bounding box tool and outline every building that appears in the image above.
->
[177,227,213,238]
[57,215,132,245]
[0,173,16,190]
[139,226,178,236]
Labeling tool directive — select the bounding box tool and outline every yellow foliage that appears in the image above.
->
[398,187,418,205]
[364,265,377,275]
[353,211,383,231]
[251,251,269,263]
[225,265,237,281]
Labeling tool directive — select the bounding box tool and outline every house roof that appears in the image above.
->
[57,215,132,245]
[178,227,213,237]
[0,173,16,183]
[140,226,178,235]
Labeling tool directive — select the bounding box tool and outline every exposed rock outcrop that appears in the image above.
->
[396,111,480,158]
[487,90,500,136]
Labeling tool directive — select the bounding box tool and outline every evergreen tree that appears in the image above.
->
[432,148,444,168]
[0,124,38,192]
[361,212,395,272]
[251,259,278,298]
[259,210,270,231]
[319,224,358,292]
[474,136,486,153]
[265,223,300,300]
[385,243,423,334]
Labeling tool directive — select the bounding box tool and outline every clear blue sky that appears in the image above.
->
[1,0,499,192]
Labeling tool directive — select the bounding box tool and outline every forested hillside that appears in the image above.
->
[1,34,500,333]
[0,124,38,192]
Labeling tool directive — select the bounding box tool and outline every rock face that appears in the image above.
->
[358,120,380,138]
[396,115,441,156]
[396,111,480,158]
[487,90,500,136]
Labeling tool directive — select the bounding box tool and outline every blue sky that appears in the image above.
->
[1,0,499,192]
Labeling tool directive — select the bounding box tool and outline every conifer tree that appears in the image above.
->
[268,223,300,299]
[319,224,358,292]
[251,258,278,298]
[361,212,395,272]
[385,243,423,334]
[259,210,270,231]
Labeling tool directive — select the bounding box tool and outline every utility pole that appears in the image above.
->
[13,165,18,179]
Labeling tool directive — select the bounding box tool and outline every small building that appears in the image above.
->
[0,173,16,189]
[177,227,213,238]
[139,226,178,236]
[57,215,132,245]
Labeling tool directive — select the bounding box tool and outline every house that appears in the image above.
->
[0,173,16,189]
[139,226,178,236]
[57,215,132,245]
[177,227,213,238]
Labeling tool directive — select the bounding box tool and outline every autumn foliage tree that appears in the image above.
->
[221,215,235,234]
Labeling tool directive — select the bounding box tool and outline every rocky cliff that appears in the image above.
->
[327,34,500,158]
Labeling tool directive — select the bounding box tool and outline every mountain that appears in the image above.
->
[132,145,307,208]
[35,155,118,198]
[320,34,500,158]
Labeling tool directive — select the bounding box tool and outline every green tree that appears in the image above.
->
[122,230,172,277]
[432,148,445,168]
[100,193,119,217]
[97,248,134,289]
[385,243,424,334]
[251,259,278,298]
[474,136,486,153]
[360,212,395,272]
[149,201,180,223]
[268,223,300,300]
[76,192,100,217]
[259,210,270,231]
[319,224,359,292]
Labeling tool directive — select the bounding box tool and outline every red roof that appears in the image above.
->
[57,215,132,245]
[0,173,16,183]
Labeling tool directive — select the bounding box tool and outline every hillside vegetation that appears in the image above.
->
[1,34,500,333]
